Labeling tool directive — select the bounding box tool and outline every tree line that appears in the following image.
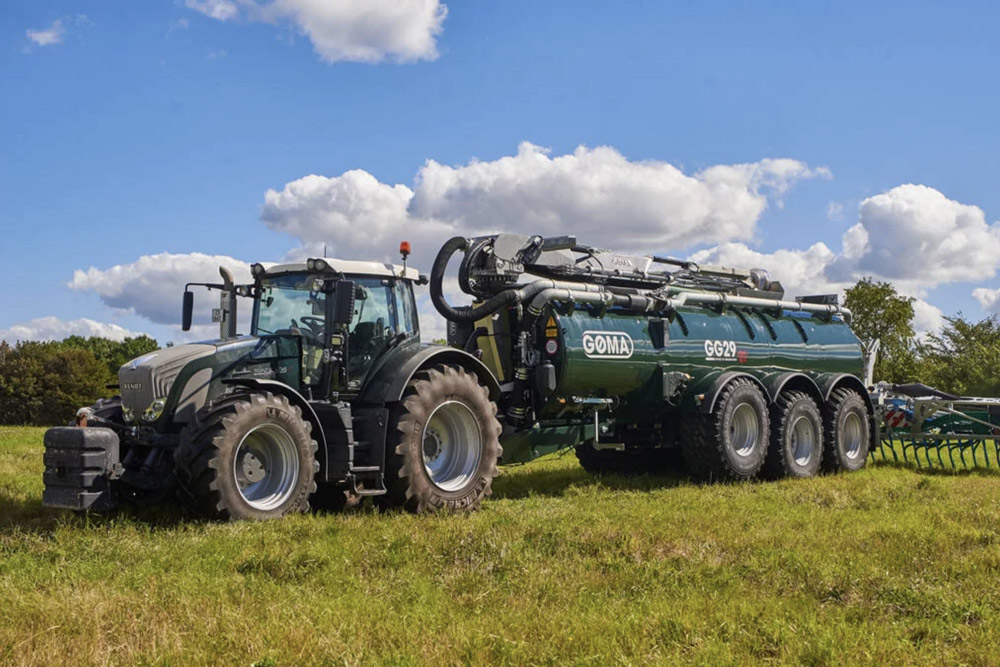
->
[0,335,159,426]
[845,278,1000,396]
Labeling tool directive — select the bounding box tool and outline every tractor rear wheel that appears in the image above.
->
[380,365,501,513]
[762,391,823,479]
[822,388,870,472]
[680,378,769,482]
[175,392,318,520]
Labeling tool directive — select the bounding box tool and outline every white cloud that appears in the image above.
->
[826,201,844,221]
[185,0,239,21]
[262,170,417,255]
[26,20,65,46]
[973,287,1000,314]
[912,299,944,337]
[0,317,144,344]
[68,252,251,327]
[831,184,1000,284]
[266,0,447,63]
[186,0,447,63]
[411,147,827,251]
[261,143,830,270]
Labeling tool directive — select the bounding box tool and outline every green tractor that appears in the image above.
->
[44,247,502,519]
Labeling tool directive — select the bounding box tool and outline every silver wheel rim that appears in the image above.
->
[422,401,483,492]
[730,402,760,457]
[790,414,817,466]
[843,411,864,460]
[234,423,300,511]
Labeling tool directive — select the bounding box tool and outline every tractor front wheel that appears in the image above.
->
[175,392,318,520]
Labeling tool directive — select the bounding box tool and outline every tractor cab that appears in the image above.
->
[248,258,422,398]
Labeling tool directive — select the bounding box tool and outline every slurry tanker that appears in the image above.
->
[43,233,873,520]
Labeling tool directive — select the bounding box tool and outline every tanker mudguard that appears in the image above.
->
[361,344,502,405]
[697,371,770,414]
[820,373,875,413]
[764,372,823,404]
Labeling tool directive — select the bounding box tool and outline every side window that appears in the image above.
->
[394,281,418,336]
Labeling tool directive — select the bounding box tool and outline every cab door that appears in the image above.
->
[345,278,398,392]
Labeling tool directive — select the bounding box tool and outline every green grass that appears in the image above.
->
[3,426,1000,665]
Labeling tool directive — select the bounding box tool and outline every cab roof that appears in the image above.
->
[262,258,420,281]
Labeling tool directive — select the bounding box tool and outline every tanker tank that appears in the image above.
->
[431,233,874,483]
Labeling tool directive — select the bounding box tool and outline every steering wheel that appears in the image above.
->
[289,318,322,345]
[299,316,325,333]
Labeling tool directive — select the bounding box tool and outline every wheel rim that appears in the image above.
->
[730,402,760,457]
[233,423,300,511]
[790,414,817,466]
[422,401,483,492]
[842,411,865,460]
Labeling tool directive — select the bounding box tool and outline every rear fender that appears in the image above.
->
[360,344,501,406]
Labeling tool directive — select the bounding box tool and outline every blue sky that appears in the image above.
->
[2,1,998,344]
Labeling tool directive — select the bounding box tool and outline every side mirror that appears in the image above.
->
[182,291,194,331]
[332,280,356,325]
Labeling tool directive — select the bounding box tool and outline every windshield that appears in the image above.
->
[255,274,325,335]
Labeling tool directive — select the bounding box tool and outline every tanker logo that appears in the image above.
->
[704,339,739,362]
[582,331,634,359]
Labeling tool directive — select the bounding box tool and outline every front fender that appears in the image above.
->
[360,344,501,406]
[222,378,330,480]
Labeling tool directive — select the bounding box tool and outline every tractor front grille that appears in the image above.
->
[119,364,155,416]
[117,344,215,418]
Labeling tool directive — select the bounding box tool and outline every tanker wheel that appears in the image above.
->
[175,392,318,521]
[822,388,870,472]
[380,364,502,513]
[761,391,823,479]
[679,378,769,482]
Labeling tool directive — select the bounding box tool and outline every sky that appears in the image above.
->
[2,0,999,344]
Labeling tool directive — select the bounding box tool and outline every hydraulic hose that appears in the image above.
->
[430,236,520,323]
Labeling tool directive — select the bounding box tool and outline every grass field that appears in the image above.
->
[2,426,1000,665]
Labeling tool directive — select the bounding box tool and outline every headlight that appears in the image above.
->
[122,407,135,424]
[142,398,167,422]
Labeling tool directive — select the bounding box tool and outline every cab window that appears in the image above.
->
[394,280,418,337]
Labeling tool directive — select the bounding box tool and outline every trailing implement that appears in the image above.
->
[868,382,1000,470]
[43,232,875,521]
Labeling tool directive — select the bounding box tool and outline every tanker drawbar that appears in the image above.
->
[431,233,874,481]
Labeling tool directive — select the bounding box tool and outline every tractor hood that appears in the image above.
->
[117,336,304,428]
[118,343,216,424]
